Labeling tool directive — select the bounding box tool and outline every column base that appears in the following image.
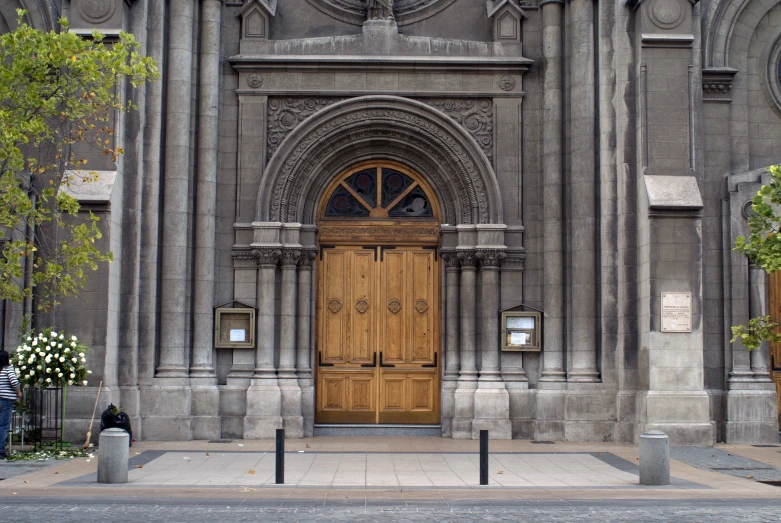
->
[279,376,303,439]
[452,380,477,439]
[507,387,535,439]
[299,377,315,438]
[220,383,249,439]
[244,378,282,439]
[139,379,193,441]
[440,377,458,438]
[191,377,220,441]
[471,387,511,440]
[725,387,778,444]
[534,387,566,441]
[564,388,616,442]
[636,391,714,446]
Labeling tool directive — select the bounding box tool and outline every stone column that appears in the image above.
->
[297,248,317,437]
[440,250,460,438]
[567,0,600,383]
[536,0,568,443]
[188,0,221,441]
[749,265,771,381]
[244,247,282,438]
[278,248,303,438]
[472,249,511,439]
[452,250,478,439]
[157,0,196,378]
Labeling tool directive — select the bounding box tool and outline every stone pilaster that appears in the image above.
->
[472,249,512,439]
[452,250,478,439]
[279,247,303,438]
[297,248,317,437]
[244,247,283,438]
[440,249,460,438]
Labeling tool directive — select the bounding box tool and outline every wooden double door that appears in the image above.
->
[316,245,440,424]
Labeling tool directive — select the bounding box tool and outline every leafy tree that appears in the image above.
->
[0,10,157,312]
[732,165,781,351]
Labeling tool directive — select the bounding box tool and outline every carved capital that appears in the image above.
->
[254,247,282,267]
[298,248,318,268]
[232,249,257,269]
[457,250,477,268]
[475,249,507,267]
[502,249,526,271]
[279,247,302,267]
[440,249,460,268]
[702,68,737,103]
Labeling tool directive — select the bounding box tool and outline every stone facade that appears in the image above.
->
[2,0,780,444]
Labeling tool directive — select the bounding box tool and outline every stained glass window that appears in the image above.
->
[325,186,370,217]
[345,169,377,207]
[388,186,433,217]
[381,168,414,206]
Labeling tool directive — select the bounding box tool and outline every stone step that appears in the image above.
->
[313,424,441,437]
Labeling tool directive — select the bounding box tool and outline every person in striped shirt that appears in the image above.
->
[0,350,22,460]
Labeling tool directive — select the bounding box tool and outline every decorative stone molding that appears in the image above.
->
[319,224,441,243]
[279,248,302,267]
[499,76,516,91]
[267,98,345,159]
[304,0,457,26]
[247,74,264,89]
[457,250,478,268]
[298,248,318,268]
[475,249,507,267]
[260,96,501,225]
[419,99,494,165]
[486,0,529,43]
[238,0,277,41]
[702,67,737,103]
[254,247,282,267]
[502,250,526,270]
[268,97,494,166]
[232,249,258,269]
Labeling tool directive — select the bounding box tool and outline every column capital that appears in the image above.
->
[279,247,302,267]
[298,248,318,268]
[254,247,282,267]
[457,249,478,268]
[440,249,460,268]
[232,249,257,269]
[475,248,507,268]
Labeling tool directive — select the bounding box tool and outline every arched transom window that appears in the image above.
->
[321,163,439,220]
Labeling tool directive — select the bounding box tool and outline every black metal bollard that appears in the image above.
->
[275,428,285,484]
[479,429,488,486]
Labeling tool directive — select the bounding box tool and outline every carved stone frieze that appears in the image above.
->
[267,104,493,224]
[702,68,736,103]
[475,248,507,267]
[305,0,456,26]
[267,98,346,159]
[254,247,282,266]
[419,99,494,165]
[319,224,441,241]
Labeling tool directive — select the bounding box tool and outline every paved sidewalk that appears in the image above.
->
[1,437,781,502]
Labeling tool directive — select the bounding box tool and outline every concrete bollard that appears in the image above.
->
[98,428,129,484]
[639,430,670,486]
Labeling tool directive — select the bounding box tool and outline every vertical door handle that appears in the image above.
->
[361,352,377,368]
[421,353,438,368]
[379,352,396,368]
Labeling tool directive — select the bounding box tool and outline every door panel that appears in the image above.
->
[770,272,781,427]
[317,245,439,425]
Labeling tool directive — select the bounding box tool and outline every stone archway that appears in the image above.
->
[256,95,504,226]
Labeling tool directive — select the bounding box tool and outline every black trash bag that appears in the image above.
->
[100,404,133,447]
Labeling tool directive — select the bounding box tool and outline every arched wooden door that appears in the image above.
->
[315,162,442,424]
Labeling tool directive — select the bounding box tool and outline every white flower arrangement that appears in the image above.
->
[13,328,91,390]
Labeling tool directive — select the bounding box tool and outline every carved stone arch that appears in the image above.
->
[0,0,58,33]
[706,0,778,68]
[257,96,503,225]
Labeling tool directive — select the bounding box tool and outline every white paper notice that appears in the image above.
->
[510,332,529,346]
[229,329,246,342]
[661,292,692,333]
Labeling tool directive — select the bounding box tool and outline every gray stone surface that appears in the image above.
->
[639,430,670,485]
[97,428,129,484]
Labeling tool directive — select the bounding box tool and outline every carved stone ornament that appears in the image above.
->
[305,0,456,26]
[298,248,319,268]
[280,248,302,267]
[475,249,507,267]
[648,0,684,30]
[415,299,429,314]
[702,80,732,100]
[254,247,282,266]
[328,299,343,313]
[440,249,460,268]
[356,299,370,314]
[77,0,117,24]
[388,299,402,314]
[268,97,494,166]
[265,99,496,224]
[502,250,526,271]
[499,76,516,91]
[232,249,258,269]
[457,250,477,268]
[319,225,441,242]
[247,74,264,89]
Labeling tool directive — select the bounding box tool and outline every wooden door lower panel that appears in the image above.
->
[316,370,377,424]
[378,370,439,424]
